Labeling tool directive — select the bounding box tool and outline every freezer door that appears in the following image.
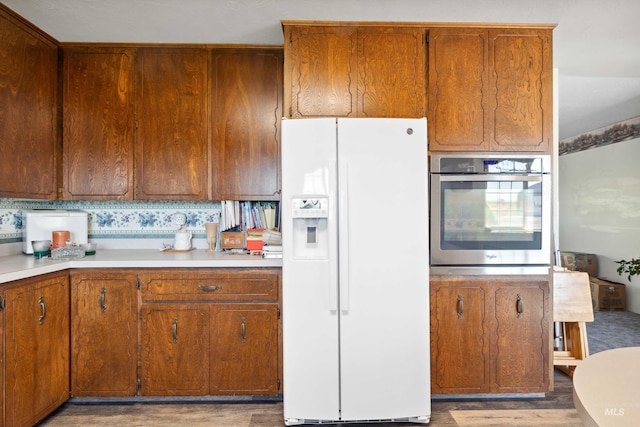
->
[282,118,341,423]
[337,118,430,421]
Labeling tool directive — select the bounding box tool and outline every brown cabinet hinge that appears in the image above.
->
[137,378,141,392]
[137,277,141,290]
[277,307,281,320]
[0,297,4,310]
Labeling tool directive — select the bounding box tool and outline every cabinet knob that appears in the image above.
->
[172,317,179,343]
[38,296,47,324]
[516,294,524,319]
[100,287,107,313]
[241,317,247,342]
[457,295,464,319]
[198,285,222,292]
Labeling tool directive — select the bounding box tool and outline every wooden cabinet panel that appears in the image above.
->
[139,269,281,396]
[135,48,208,200]
[428,28,489,151]
[492,282,550,392]
[141,304,210,396]
[428,27,552,152]
[62,48,135,200]
[0,10,57,199]
[357,27,426,118]
[70,271,138,396]
[140,269,280,302]
[211,49,282,200]
[210,304,279,395]
[285,26,357,118]
[284,24,426,119]
[4,272,69,427]
[430,276,551,394]
[430,282,487,393]
[489,29,553,152]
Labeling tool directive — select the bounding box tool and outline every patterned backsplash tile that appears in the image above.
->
[0,199,223,244]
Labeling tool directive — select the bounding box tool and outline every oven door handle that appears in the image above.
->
[437,174,544,182]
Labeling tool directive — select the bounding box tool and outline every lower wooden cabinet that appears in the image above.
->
[430,275,551,394]
[70,271,138,396]
[139,269,281,396]
[210,304,279,395]
[3,272,69,427]
[65,268,281,398]
[141,303,210,396]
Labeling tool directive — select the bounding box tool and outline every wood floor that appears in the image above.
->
[39,371,583,427]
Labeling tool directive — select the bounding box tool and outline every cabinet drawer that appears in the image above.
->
[140,269,280,302]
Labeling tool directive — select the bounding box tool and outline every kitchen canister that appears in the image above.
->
[52,230,70,248]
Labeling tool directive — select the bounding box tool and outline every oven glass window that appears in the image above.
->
[441,180,542,250]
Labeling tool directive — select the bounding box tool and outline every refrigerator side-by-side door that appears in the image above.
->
[337,118,431,422]
[282,118,341,424]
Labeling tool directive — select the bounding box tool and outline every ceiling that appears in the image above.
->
[2,0,639,141]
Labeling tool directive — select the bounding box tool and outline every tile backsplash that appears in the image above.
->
[0,199,222,244]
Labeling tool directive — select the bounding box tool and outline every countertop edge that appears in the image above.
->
[0,250,282,285]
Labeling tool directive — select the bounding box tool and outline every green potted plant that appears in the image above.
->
[615,258,640,281]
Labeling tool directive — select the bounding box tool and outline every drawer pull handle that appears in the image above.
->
[241,317,246,342]
[198,285,222,292]
[457,295,464,319]
[172,317,178,343]
[100,287,107,312]
[38,296,46,324]
[516,294,524,318]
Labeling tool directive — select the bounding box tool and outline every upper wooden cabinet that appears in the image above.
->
[135,47,208,200]
[63,48,135,200]
[428,27,553,152]
[211,49,282,200]
[0,8,58,199]
[284,23,426,118]
[489,29,553,152]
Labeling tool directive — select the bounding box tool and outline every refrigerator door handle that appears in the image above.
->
[338,159,350,312]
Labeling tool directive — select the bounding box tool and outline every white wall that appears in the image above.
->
[558,137,640,313]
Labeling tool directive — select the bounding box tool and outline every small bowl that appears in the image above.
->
[32,240,51,258]
[81,243,97,256]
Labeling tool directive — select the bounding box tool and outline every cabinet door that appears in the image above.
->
[285,26,357,118]
[428,28,490,151]
[0,11,57,199]
[141,304,210,395]
[357,27,426,118]
[430,281,487,394]
[135,48,208,199]
[62,48,135,200]
[489,29,552,152]
[70,271,138,396]
[4,272,69,427]
[211,49,282,200]
[210,304,279,395]
[491,282,550,392]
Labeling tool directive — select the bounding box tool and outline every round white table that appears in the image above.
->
[573,347,640,426]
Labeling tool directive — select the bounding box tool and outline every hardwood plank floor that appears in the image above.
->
[39,371,582,427]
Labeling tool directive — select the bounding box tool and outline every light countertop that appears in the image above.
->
[0,249,282,284]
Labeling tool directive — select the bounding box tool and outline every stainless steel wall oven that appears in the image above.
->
[430,153,551,266]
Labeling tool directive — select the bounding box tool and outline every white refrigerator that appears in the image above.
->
[281,117,430,425]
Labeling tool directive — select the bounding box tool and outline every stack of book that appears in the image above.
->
[262,245,282,259]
